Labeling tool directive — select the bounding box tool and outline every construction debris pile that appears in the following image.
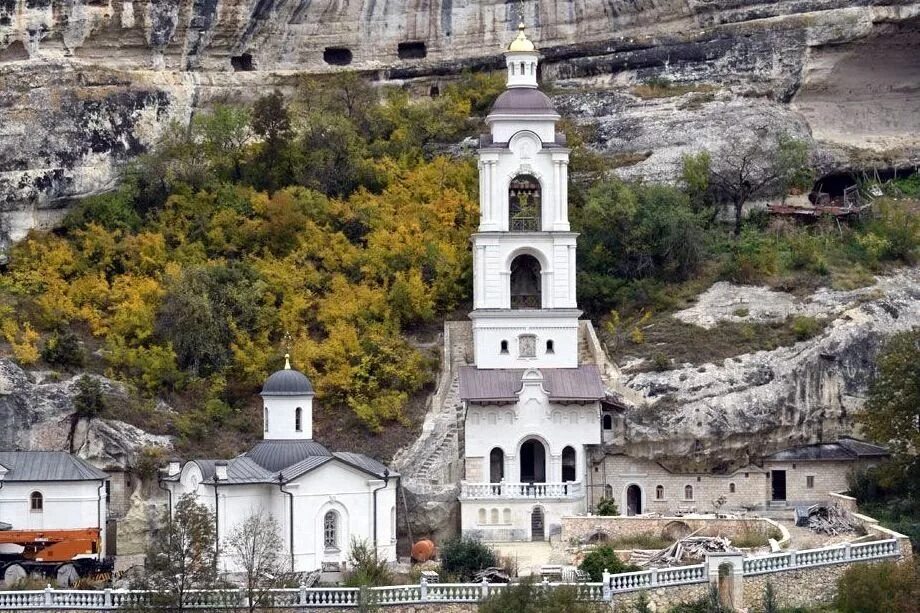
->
[631,533,738,568]
[797,504,863,536]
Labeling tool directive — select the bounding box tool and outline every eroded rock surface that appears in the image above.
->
[619,267,920,468]
[1,1,919,243]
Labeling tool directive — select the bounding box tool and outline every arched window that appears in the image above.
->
[546,340,554,354]
[500,340,509,354]
[478,508,486,524]
[562,446,577,483]
[323,511,338,549]
[489,448,504,483]
[729,482,736,493]
[604,484,613,499]
[503,508,511,524]
[656,485,664,500]
[602,414,613,430]
[520,61,525,75]
[510,254,541,309]
[295,407,302,432]
[264,407,268,432]
[30,491,43,512]
[490,509,499,524]
[509,175,541,232]
[684,485,694,500]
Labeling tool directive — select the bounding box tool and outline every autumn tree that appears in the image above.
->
[138,494,218,612]
[707,133,812,236]
[226,512,291,613]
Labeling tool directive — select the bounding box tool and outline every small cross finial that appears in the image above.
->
[518,0,525,28]
[284,353,291,370]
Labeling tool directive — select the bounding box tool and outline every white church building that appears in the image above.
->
[458,25,606,542]
[164,358,398,574]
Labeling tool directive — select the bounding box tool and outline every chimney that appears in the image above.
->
[215,461,228,481]
[167,458,182,477]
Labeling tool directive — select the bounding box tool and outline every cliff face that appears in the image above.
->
[1,0,919,244]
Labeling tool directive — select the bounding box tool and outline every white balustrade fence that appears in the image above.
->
[460,481,584,499]
[0,539,901,609]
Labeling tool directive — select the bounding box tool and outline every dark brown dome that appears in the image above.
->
[490,88,557,115]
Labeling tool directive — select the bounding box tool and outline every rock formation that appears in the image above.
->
[2,0,919,244]
[620,267,920,468]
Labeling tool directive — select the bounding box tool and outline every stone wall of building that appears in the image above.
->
[593,455,768,515]
[763,460,855,506]
[561,515,788,546]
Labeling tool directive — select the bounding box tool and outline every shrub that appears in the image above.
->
[652,352,671,372]
[835,561,920,613]
[438,536,497,582]
[668,587,728,613]
[134,445,168,483]
[344,538,393,587]
[41,329,85,368]
[721,230,778,283]
[790,315,822,341]
[479,578,606,613]
[762,581,778,613]
[732,307,749,317]
[73,375,106,419]
[578,545,636,581]
[596,497,619,516]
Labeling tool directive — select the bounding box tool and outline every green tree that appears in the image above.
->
[250,90,293,190]
[42,329,84,368]
[859,329,920,470]
[681,151,712,217]
[73,375,106,419]
[438,536,497,581]
[137,494,219,612]
[194,105,252,181]
[578,545,636,581]
[595,497,619,516]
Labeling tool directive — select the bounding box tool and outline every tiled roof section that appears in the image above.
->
[0,451,107,481]
[837,437,890,457]
[458,365,605,403]
[333,452,398,479]
[765,438,889,462]
[279,455,332,481]
[245,439,332,473]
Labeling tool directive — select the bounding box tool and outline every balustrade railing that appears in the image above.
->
[460,480,584,499]
[0,539,901,609]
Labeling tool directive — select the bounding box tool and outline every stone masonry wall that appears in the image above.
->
[561,515,787,546]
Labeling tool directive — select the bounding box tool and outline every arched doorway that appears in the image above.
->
[509,174,541,232]
[520,439,546,483]
[531,506,545,542]
[561,446,576,482]
[489,448,504,483]
[718,563,733,608]
[510,254,541,309]
[626,484,642,516]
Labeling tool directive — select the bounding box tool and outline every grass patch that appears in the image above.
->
[613,314,830,369]
[632,77,718,100]
[609,532,672,550]
[725,522,783,548]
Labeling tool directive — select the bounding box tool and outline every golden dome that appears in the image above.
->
[508,23,535,52]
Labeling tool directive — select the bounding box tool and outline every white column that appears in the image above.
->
[478,161,486,228]
[568,245,576,307]
[541,271,553,309]
[500,271,511,308]
[475,245,486,308]
[553,160,563,227]
[560,160,569,227]
[483,161,492,228]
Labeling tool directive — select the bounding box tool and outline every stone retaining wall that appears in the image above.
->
[561,515,789,546]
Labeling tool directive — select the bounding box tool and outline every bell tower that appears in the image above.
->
[470,23,580,369]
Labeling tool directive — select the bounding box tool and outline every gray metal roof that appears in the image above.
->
[0,451,107,481]
[489,88,558,115]
[458,365,606,403]
[333,452,397,479]
[764,438,889,462]
[244,439,332,473]
[261,368,314,396]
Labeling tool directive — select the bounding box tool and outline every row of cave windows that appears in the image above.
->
[264,407,305,432]
[606,483,747,502]
[231,42,429,71]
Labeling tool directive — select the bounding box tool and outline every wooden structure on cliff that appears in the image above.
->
[768,185,872,220]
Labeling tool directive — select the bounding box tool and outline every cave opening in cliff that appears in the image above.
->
[323,47,352,66]
[398,42,427,60]
[813,168,917,198]
[230,53,254,72]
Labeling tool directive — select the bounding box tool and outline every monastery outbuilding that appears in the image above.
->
[164,357,398,574]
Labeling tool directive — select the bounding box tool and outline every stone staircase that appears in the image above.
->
[393,321,472,493]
